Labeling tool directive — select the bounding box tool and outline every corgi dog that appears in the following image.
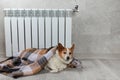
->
[45,43,75,72]
[0,43,81,78]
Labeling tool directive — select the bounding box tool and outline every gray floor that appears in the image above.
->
[0,58,120,80]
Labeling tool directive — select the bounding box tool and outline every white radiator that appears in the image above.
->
[4,8,72,57]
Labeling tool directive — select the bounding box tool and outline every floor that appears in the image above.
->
[0,58,120,80]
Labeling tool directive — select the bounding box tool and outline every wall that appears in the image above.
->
[0,0,120,57]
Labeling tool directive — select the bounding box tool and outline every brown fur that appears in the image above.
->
[57,43,74,60]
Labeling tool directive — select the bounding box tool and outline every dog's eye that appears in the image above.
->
[69,52,72,55]
[64,52,66,54]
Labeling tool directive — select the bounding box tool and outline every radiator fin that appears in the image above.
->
[4,9,72,57]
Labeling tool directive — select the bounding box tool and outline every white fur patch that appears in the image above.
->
[46,52,67,72]
[46,49,72,72]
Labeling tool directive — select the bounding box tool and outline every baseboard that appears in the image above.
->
[74,53,120,59]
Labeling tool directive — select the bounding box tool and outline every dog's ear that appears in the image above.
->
[58,43,65,51]
[70,44,75,51]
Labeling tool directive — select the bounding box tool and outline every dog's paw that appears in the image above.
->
[50,69,59,73]
[58,68,64,71]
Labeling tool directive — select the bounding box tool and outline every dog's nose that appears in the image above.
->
[67,57,70,60]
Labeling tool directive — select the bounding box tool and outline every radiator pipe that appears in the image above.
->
[73,5,79,12]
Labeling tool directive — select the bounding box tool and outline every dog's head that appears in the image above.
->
[57,43,75,63]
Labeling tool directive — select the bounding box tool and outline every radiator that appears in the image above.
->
[4,8,72,57]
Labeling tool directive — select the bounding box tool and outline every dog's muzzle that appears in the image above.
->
[66,57,70,61]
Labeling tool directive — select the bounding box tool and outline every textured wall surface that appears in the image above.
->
[0,0,120,57]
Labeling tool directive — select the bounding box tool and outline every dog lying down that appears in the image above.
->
[0,43,82,78]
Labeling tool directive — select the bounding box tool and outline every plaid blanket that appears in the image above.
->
[0,46,82,78]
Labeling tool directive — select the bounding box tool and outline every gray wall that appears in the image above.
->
[0,0,120,57]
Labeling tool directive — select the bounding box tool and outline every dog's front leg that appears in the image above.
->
[50,69,59,72]
[58,68,64,72]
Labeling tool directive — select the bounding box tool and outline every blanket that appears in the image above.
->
[0,46,82,78]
